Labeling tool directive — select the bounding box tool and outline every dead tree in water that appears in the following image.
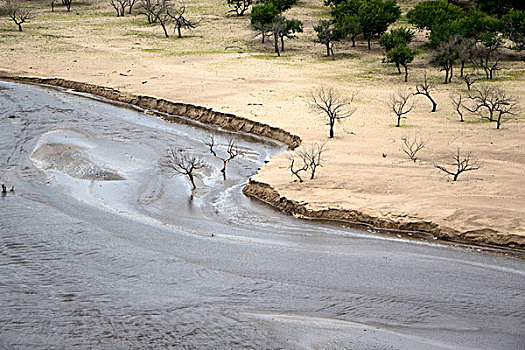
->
[413,74,437,112]
[160,149,207,190]
[433,148,481,181]
[206,136,243,179]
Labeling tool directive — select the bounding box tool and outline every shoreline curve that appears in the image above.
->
[2,75,523,252]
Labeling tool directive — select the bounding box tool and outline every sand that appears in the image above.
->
[1,0,524,247]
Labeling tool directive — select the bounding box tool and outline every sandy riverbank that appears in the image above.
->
[1,0,524,248]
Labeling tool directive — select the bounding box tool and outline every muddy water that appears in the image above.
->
[0,81,524,349]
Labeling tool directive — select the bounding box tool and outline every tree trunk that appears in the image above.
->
[274,33,280,56]
[326,43,330,57]
[280,35,285,52]
[397,115,401,127]
[403,64,408,82]
[453,173,459,181]
[188,174,196,190]
[460,61,465,77]
[17,23,23,32]
[496,112,502,129]
[367,38,371,50]
[177,25,182,38]
[430,98,437,112]
[261,30,265,43]
[329,121,334,138]
[449,65,453,83]
[160,22,169,38]
[351,37,355,47]
[395,62,401,74]
[444,68,449,84]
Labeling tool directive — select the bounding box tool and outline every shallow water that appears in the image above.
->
[0,81,524,349]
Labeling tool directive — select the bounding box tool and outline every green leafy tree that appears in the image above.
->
[278,18,303,51]
[336,14,362,47]
[256,0,297,13]
[406,0,463,31]
[379,27,415,77]
[314,20,345,58]
[358,0,401,50]
[385,45,416,81]
[251,3,279,43]
[503,10,525,49]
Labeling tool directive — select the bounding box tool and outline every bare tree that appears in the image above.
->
[297,142,326,180]
[465,85,518,129]
[310,87,357,138]
[206,136,243,178]
[470,38,502,80]
[160,149,207,190]
[138,0,160,23]
[413,73,437,112]
[6,1,32,32]
[227,0,252,16]
[170,5,198,38]
[450,93,465,122]
[459,72,480,91]
[288,156,308,182]
[62,0,72,11]
[433,148,482,181]
[128,0,137,13]
[110,0,129,16]
[390,89,414,127]
[401,133,428,162]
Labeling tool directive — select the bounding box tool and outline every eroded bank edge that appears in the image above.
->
[3,75,523,252]
[243,181,525,252]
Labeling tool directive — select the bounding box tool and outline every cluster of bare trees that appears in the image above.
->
[289,142,326,182]
[160,137,244,192]
[399,133,481,181]
[451,84,518,129]
[51,0,73,12]
[138,0,198,38]
[110,0,138,16]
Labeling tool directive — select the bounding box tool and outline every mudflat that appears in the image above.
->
[1,0,524,247]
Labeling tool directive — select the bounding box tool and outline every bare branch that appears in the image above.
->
[401,133,428,162]
[464,85,519,128]
[450,93,465,122]
[289,156,308,182]
[160,149,207,190]
[206,136,243,177]
[297,141,327,179]
[413,73,437,112]
[390,88,414,127]
[309,87,357,138]
[433,148,482,181]
[6,1,32,32]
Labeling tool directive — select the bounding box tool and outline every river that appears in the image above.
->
[0,80,524,349]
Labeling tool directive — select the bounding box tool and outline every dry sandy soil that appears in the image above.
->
[1,0,524,246]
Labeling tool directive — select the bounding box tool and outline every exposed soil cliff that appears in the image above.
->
[4,76,301,150]
[243,180,525,250]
